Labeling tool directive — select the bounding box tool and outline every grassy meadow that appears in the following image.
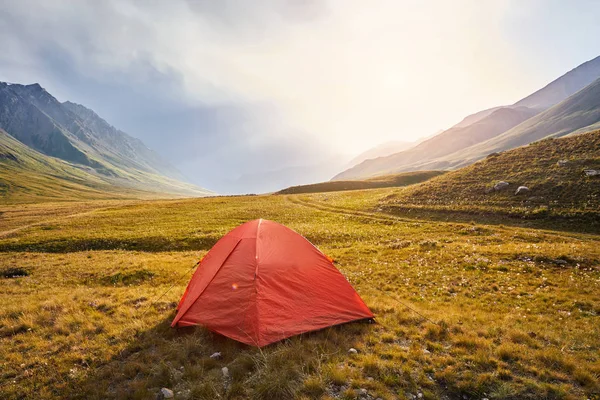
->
[1,190,599,399]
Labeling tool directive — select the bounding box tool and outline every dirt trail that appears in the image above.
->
[285,195,413,223]
[0,206,113,239]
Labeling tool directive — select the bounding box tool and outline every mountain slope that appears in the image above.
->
[450,106,504,129]
[515,55,600,110]
[0,83,95,167]
[0,81,212,197]
[334,55,600,181]
[334,106,539,180]
[346,140,414,169]
[421,77,600,170]
[0,129,143,203]
[345,131,443,170]
[0,129,209,203]
[382,129,600,217]
[61,101,184,180]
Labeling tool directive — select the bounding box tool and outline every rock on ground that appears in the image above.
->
[515,186,529,195]
[158,388,174,399]
[493,181,510,191]
[584,169,599,176]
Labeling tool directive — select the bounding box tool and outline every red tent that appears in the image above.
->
[172,219,373,346]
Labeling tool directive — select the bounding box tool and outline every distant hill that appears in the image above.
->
[345,131,442,171]
[382,130,600,216]
[334,106,539,180]
[335,55,600,181]
[450,106,504,129]
[0,81,212,199]
[346,140,415,168]
[277,170,445,195]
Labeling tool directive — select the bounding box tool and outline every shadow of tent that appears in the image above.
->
[72,313,373,399]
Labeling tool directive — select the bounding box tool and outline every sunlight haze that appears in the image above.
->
[1,0,599,192]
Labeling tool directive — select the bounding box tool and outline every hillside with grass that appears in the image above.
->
[0,129,208,204]
[277,171,445,195]
[381,130,600,223]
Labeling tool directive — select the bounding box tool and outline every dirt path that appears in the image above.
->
[285,195,414,224]
[0,205,114,239]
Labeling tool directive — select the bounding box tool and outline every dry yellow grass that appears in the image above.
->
[1,190,599,399]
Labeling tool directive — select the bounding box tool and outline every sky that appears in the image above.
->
[1,0,599,193]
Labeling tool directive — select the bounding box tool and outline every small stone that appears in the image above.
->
[418,392,424,399]
[159,388,174,399]
[221,367,229,378]
[359,388,368,396]
[348,348,358,355]
[171,369,183,380]
[557,160,569,167]
[553,259,567,265]
[584,169,599,176]
[515,186,529,195]
[422,348,431,354]
[210,352,222,360]
[493,181,510,191]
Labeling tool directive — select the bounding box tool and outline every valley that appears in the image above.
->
[1,184,599,399]
[1,9,599,399]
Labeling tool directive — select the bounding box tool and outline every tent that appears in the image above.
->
[172,219,373,346]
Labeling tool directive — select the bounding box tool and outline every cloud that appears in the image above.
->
[1,0,599,192]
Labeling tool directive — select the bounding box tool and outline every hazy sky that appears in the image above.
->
[1,0,599,192]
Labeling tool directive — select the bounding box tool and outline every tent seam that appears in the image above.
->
[174,238,243,326]
[254,219,262,346]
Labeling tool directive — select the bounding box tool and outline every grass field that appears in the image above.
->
[1,190,599,399]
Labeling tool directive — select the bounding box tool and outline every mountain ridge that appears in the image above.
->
[333,55,600,181]
[333,105,539,180]
[0,81,212,199]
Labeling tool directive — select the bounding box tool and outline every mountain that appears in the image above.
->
[0,82,212,199]
[0,129,198,203]
[515,55,600,110]
[230,158,348,194]
[416,77,600,170]
[334,55,600,181]
[450,106,504,129]
[61,101,184,180]
[382,129,600,216]
[345,131,443,170]
[346,140,414,168]
[334,106,539,180]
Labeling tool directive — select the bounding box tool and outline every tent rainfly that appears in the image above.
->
[172,219,373,346]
